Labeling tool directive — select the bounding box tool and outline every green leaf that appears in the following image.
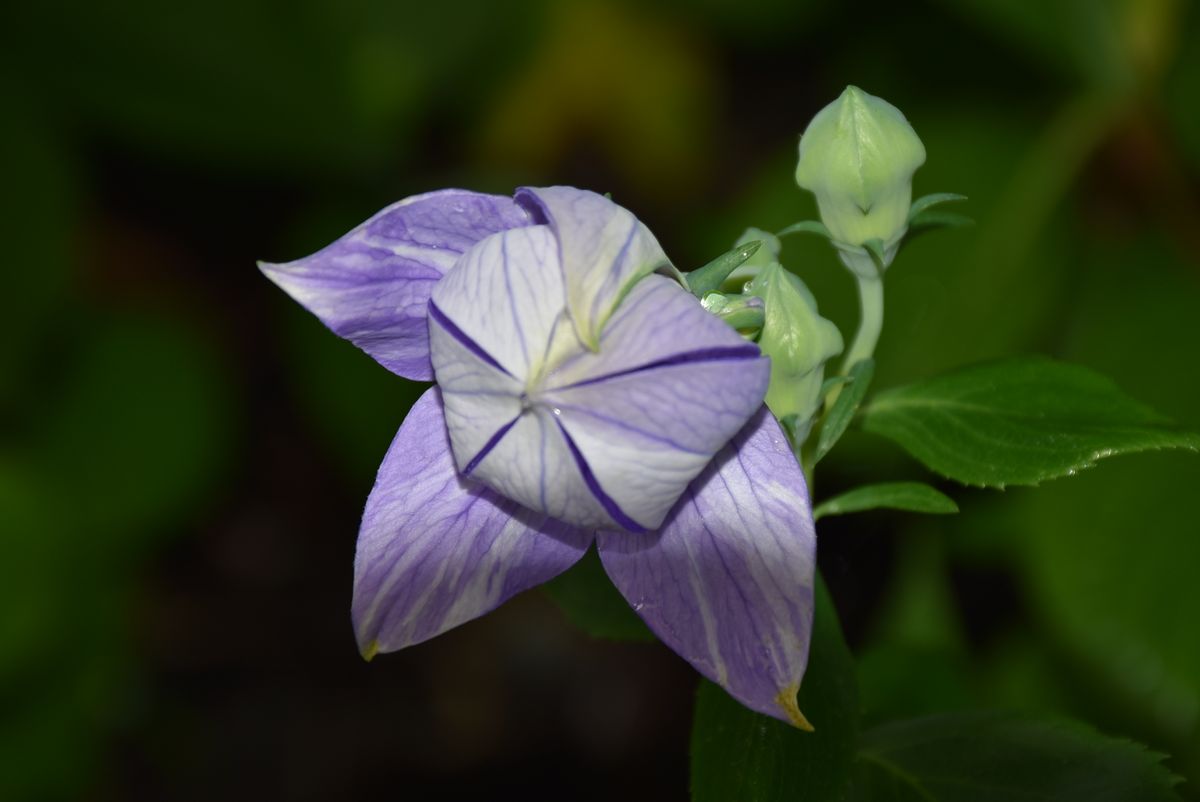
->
[908,209,975,231]
[849,711,1182,802]
[860,356,1200,488]
[995,239,1200,774]
[908,192,968,220]
[542,547,653,641]
[776,219,832,239]
[687,240,762,297]
[814,482,958,521]
[820,375,851,397]
[815,358,874,464]
[690,576,859,802]
[862,238,887,273]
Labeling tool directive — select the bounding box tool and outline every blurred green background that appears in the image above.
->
[2,0,1198,799]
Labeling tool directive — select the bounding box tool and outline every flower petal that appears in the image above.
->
[353,387,593,655]
[543,275,771,530]
[425,306,524,478]
[516,186,672,350]
[430,224,569,381]
[261,190,530,381]
[471,406,629,531]
[429,223,632,530]
[597,408,817,727]
[546,272,767,387]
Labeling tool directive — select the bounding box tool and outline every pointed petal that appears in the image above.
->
[261,190,529,381]
[546,274,765,388]
[471,406,626,531]
[516,186,672,349]
[430,224,569,381]
[544,275,770,530]
[353,387,593,655]
[429,224,576,487]
[597,408,817,726]
[426,307,524,477]
[428,223,627,529]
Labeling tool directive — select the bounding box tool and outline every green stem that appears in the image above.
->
[806,273,883,484]
[842,273,884,374]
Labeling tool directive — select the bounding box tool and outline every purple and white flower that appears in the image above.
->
[261,186,818,727]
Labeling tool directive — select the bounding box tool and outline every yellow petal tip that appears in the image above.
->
[777,685,814,731]
[361,640,380,662]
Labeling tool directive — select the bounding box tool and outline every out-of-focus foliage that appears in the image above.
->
[1,0,1199,798]
[849,711,1181,802]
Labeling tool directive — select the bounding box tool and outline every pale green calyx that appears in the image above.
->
[746,261,843,443]
[795,86,925,271]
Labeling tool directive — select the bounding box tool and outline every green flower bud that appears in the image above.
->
[795,86,925,272]
[746,261,843,442]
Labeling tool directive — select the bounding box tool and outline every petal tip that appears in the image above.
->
[777,685,814,731]
[256,259,290,287]
[360,639,381,662]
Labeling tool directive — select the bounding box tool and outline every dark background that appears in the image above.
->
[2,0,1199,799]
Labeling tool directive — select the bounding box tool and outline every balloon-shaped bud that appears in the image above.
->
[746,261,843,442]
[795,86,925,274]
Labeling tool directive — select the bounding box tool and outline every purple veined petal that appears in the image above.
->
[260,189,531,381]
[426,310,524,477]
[429,223,636,531]
[429,224,578,489]
[471,405,630,531]
[353,387,593,656]
[516,186,673,350]
[546,274,764,389]
[542,274,771,530]
[597,408,817,728]
[430,224,571,381]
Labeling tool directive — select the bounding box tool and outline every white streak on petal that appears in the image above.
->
[542,274,770,529]
[431,225,568,380]
[546,275,761,389]
[597,408,817,725]
[517,186,673,349]
[353,388,593,655]
[429,314,523,474]
[472,407,620,530]
[548,358,769,529]
[261,189,529,381]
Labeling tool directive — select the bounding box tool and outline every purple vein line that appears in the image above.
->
[428,301,515,379]
[554,345,761,390]
[555,420,648,534]
[463,415,522,475]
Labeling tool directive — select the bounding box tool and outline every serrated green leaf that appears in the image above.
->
[860,356,1200,487]
[814,482,958,520]
[815,359,874,464]
[908,192,967,221]
[542,547,654,641]
[849,711,1182,802]
[687,240,763,297]
[690,576,858,802]
[776,219,832,239]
